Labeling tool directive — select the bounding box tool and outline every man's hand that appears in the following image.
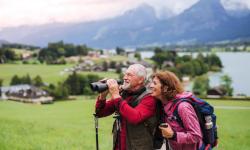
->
[98,78,109,100]
[159,123,174,139]
[99,90,109,101]
[106,79,121,99]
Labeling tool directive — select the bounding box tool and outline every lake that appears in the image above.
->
[140,51,250,96]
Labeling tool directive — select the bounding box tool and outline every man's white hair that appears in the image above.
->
[129,64,147,81]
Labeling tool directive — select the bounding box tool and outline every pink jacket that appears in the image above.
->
[163,92,203,150]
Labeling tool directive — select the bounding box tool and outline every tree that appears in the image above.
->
[167,67,181,79]
[64,72,101,95]
[22,74,32,84]
[48,83,55,90]
[53,82,69,99]
[57,47,65,56]
[87,74,101,84]
[152,51,176,68]
[154,47,163,54]
[220,75,233,96]
[197,60,209,75]
[38,41,92,64]
[33,75,43,87]
[100,50,104,55]
[76,45,89,56]
[205,53,223,71]
[196,52,205,62]
[4,49,16,60]
[134,52,141,61]
[84,74,101,95]
[116,47,125,55]
[177,62,194,77]
[64,71,81,95]
[0,78,3,87]
[191,60,203,76]
[10,75,21,85]
[181,55,192,62]
[116,62,122,74]
[102,61,108,71]
[110,61,117,69]
[43,82,69,100]
[0,48,19,63]
[0,48,6,63]
[192,75,210,96]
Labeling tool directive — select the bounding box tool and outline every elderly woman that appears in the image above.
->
[149,71,203,150]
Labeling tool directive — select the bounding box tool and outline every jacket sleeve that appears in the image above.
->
[95,96,119,117]
[175,102,203,144]
[118,95,156,124]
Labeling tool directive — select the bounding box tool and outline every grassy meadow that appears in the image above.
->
[0,96,114,150]
[0,64,119,86]
[1,63,250,149]
[0,98,250,150]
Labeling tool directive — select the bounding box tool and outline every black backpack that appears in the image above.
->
[169,96,218,150]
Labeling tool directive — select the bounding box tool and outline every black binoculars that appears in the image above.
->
[90,80,123,93]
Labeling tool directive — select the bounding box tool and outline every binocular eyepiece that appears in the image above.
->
[90,80,123,93]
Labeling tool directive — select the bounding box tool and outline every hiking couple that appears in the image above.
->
[95,64,217,150]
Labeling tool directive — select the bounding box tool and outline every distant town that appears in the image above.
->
[1,40,249,104]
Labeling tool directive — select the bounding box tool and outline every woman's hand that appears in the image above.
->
[106,79,121,99]
[159,123,174,139]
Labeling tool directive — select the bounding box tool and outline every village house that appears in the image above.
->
[21,51,33,60]
[162,61,175,68]
[207,86,227,98]
[0,84,53,104]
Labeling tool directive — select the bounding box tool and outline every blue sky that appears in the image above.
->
[0,0,249,29]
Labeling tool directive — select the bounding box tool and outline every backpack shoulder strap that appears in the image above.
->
[128,89,150,107]
[170,98,191,128]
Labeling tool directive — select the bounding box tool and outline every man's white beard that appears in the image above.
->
[121,82,131,90]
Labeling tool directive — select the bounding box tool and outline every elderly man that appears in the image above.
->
[95,64,158,150]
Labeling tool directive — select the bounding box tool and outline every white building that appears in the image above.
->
[0,84,53,104]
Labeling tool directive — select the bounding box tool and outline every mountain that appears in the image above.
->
[0,0,250,48]
[152,0,233,42]
[0,39,9,47]
[86,3,158,47]
[172,0,250,42]
[0,3,158,48]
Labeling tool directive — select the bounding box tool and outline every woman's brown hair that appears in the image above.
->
[152,71,184,100]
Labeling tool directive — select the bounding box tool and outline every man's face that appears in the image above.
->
[122,67,144,91]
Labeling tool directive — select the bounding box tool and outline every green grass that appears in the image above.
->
[78,71,119,79]
[0,64,119,86]
[0,98,249,149]
[0,96,113,150]
[93,55,129,64]
[214,109,250,149]
[207,100,250,150]
[207,99,250,107]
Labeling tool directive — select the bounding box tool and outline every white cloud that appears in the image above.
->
[221,0,250,10]
[0,0,141,29]
[143,0,198,19]
[146,0,198,14]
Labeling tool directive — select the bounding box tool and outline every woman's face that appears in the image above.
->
[149,77,162,99]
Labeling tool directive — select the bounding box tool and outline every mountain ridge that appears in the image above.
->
[0,1,249,48]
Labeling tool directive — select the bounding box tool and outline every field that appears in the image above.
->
[0,96,113,150]
[0,98,250,150]
[0,64,119,86]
